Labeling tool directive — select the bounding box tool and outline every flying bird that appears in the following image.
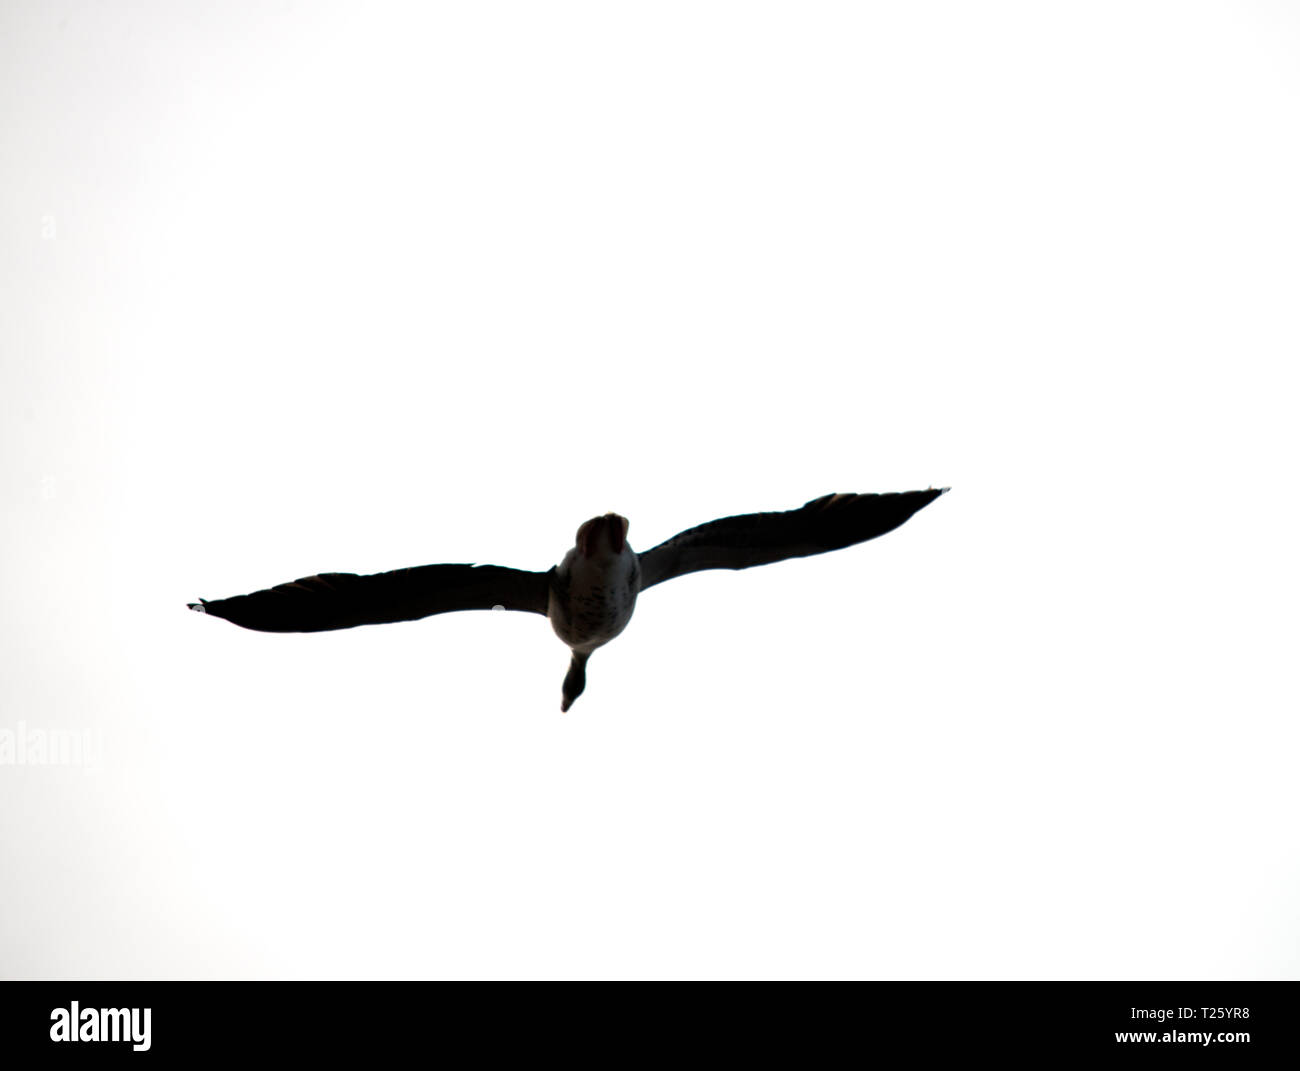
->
[188,489,947,710]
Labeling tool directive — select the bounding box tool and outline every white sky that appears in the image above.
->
[2,1,1298,980]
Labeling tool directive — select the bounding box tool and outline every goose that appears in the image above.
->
[188,489,947,710]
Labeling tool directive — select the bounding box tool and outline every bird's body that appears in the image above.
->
[189,490,947,710]
[548,513,640,654]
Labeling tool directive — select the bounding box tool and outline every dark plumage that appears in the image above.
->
[188,489,948,709]
[189,564,549,632]
[637,490,946,590]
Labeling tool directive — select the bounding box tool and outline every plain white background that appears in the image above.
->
[2,1,1298,979]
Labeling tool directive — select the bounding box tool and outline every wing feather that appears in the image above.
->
[637,489,947,591]
[189,563,552,633]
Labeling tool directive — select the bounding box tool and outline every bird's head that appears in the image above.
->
[575,513,629,559]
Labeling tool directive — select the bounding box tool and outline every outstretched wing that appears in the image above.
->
[188,563,552,633]
[637,489,947,592]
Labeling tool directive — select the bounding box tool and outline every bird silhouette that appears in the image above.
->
[188,489,948,710]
